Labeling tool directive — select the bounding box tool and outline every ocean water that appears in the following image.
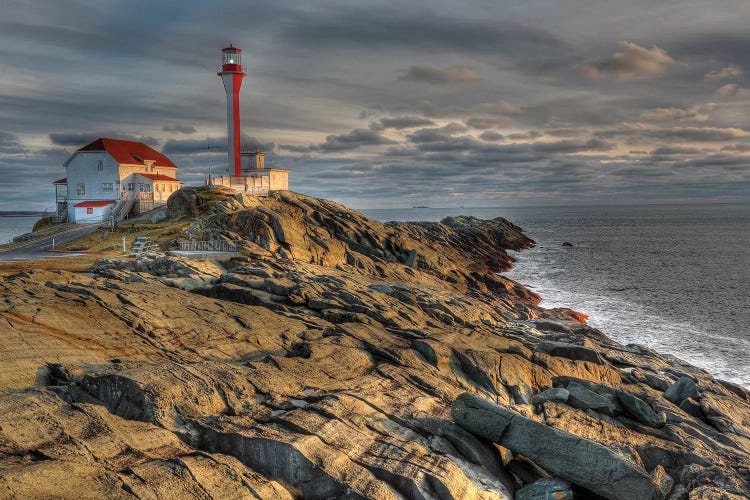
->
[361,204,750,388]
[0,216,40,244]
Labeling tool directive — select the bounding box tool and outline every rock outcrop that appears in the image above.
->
[0,190,748,499]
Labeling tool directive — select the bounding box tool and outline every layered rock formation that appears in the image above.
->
[0,190,748,499]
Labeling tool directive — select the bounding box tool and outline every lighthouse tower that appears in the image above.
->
[209,44,289,195]
[217,45,247,177]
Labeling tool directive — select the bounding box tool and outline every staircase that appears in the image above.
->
[112,194,137,222]
[56,204,68,223]
[130,236,159,256]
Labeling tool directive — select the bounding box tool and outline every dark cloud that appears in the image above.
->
[479,131,504,141]
[163,135,275,155]
[651,146,702,155]
[415,135,482,152]
[576,41,677,80]
[407,123,469,144]
[721,143,750,152]
[532,138,615,153]
[377,116,436,129]
[398,65,480,85]
[507,130,543,141]
[596,126,750,142]
[162,138,218,155]
[282,8,568,59]
[477,101,521,115]
[0,132,27,154]
[49,132,161,147]
[284,128,396,153]
[162,124,198,134]
[544,128,584,137]
[667,32,750,69]
[465,117,512,129]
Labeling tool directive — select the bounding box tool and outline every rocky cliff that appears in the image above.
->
[0,190,748,499]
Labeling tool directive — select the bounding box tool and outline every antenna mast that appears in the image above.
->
[200,136,222,185]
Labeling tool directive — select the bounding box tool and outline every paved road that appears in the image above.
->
[0,224,103,261]
[0,207,166,262]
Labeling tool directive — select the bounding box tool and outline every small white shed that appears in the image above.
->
[73,200,115,223]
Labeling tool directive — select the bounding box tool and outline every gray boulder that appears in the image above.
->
[515,478,573,500]
[410,417,507,482]
[652,465,674,499]
[531,388,569,406]
[506,457,547,485]
[452,392,670,500]
[664,377,698,405]
[511,383,533,405]
[452,392,513,442]
[643,372,671,391]
[566,382,616,416]
[679,397,703,418]
[149,209,167,223]
[537,341,604,365]
[616,390,666,428]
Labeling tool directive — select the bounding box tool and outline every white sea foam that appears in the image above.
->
[506,248,750,388]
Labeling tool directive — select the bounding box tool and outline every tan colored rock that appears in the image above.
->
[0,192,748,498]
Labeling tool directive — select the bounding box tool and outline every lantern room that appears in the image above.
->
[221,45,242,71]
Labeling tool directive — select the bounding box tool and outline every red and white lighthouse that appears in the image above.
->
[217,45,247,177]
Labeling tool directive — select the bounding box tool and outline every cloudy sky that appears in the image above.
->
[2,0,750,210]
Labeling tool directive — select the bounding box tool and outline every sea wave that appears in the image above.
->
[506,250,750,388]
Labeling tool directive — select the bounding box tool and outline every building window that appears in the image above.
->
[102,183,113,192]
[77,183,85,196]
[97,160,103,171]
[86,208,93,215]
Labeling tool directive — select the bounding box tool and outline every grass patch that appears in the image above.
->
[68,219,191,255]
[0,218,192,275]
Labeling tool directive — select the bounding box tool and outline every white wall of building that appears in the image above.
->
[65,152,119,222]
[119,164,177,183]
[73,203,114,224]
[125,174,181,205]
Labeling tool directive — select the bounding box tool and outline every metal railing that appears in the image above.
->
[178,239,237,252]
[246,186,269,197]
[111,193,137,222]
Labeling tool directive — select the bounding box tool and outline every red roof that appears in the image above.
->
[74,200,115,208]
[53,177,67,184]
[134,173,181,182]
[78,138,179,169]
[222,45,241,52]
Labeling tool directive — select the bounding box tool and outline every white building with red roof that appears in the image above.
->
[57,138,183,223]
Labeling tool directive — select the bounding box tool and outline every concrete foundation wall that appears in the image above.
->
[269,169,289,191]
[210,169,288,194]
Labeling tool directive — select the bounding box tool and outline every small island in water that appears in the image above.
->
[0,188,747,499]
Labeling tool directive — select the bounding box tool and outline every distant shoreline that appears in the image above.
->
[0,212,46,217]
